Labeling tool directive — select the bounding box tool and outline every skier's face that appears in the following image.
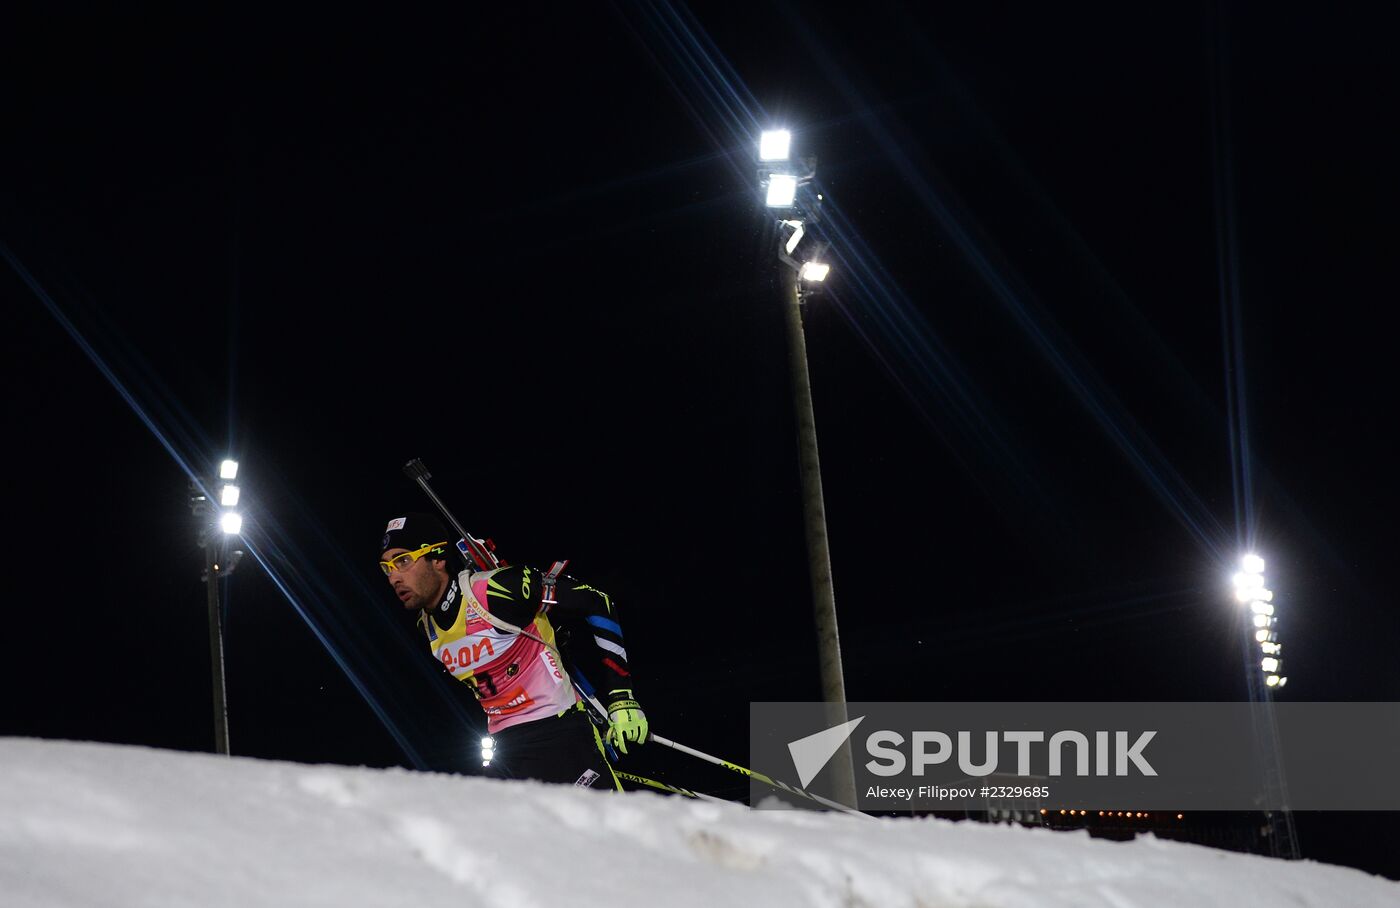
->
[382,547,449,611]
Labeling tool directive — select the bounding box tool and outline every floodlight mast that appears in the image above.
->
[191,455,246,757]
[758,128,855,809]
[1230,552,1299,859]
[203,533,231,756]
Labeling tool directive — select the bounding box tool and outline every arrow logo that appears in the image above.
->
[787,715,865,788]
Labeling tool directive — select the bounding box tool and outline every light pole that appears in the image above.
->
[1233,554,1288,691]
[190,457,245,756]
[1231,553,1299,858]
[758,129,855,808]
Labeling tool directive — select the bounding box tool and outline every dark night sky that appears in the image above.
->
[3,1,1398,879]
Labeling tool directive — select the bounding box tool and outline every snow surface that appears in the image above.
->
[2,738,1396,908]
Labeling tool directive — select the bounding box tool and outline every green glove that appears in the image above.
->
[606,689,648,754]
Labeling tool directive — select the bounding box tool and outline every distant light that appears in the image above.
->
[1242,554,1265,573]
[766,174,798,207]
[220,512,243,535]
[759,129,791,162]
[481,736,495,749]
[800,262,831,282]
[220,459,239,480]
[220,484,241,507]
[1277,677,1288,688]
[1177,813,1184,820]
[1261,657,1280,673]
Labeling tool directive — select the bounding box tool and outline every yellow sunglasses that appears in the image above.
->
[379,541,449,577]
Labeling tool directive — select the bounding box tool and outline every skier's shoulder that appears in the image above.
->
[467,563,545,607]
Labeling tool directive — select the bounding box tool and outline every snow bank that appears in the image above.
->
[1,738,1394,907]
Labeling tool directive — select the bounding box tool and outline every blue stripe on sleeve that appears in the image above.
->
[586,614,623,637]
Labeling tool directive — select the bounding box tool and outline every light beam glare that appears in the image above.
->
[621,0,1230,564]
[4,240,474,768]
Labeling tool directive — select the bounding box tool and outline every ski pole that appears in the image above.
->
[613,770,730,803]
[646,732,869,818]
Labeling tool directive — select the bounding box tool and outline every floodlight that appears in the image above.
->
[220,512,243,535]
[1255,629,1270,642]
[1265,674,1281,687]
[766,174,798,207]
[482,736,495,750]
[1261,642,1281,655]
[1250,601,1274,616]
[1234,588,1254,603]
[1252,614,1270,628]
[220,459,239,480]
[1233,572,1264,590]
[1242,554,1265,573]
[1277,677,1288,688]
[800,262,830,282]
[1261,657,1280,673]
[220,484,241,507]
[760,130,791,162]
[1256,589,1273,601]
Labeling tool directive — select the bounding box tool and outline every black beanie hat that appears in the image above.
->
[380,512,454,563]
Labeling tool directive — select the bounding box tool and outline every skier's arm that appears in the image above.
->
[546,578,635,695]
[548,578,648,751]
